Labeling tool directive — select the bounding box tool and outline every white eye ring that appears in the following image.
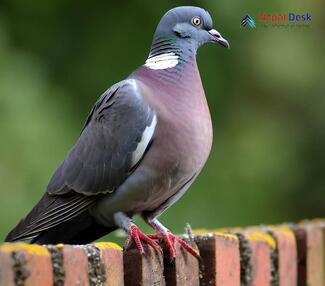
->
[191,16,202,26]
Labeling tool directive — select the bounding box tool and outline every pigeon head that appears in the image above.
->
[149,6,229,58]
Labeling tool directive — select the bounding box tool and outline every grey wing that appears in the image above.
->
[6,79,157,242]
[48,79,157,195]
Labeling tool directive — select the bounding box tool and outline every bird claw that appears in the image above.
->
[124,224,162,254]
[148,231,199,261]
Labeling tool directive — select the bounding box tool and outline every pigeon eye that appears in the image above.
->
[191,16,202,26]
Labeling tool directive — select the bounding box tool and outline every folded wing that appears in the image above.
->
[6,79,157,241]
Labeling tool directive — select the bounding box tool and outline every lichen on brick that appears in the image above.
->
[83,244,107,286]
[1,243,49,256]
[45,245,65,286]
[235,233,252,286]
[245,231,276,250]
[11,250,29,286]
[95,242,122,251]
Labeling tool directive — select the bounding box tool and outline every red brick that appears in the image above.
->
[312,219,325,275]
[314,219,325,281]
[0,243,53,286]
[95,242,124,286]
[0,248,14,286]
[61,245,89,286]
[124,244,165,286]
[268,226,297,286]
[162,237,200,286]
[195,233,240,286]
[293,222,325,286]
[244,231,275,286]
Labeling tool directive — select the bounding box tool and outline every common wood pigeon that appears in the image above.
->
[6,6,229,259]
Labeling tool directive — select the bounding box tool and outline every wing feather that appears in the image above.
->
[6,193,98,241]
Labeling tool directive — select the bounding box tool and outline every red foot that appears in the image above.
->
[124,225,162,254]
[148,231,199,261]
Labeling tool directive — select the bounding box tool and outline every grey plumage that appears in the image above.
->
[6,6,229,250]
[48,80,156,196]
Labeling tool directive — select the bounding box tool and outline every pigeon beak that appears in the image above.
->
[208,29,230,49]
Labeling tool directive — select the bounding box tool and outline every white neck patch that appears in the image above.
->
[144,52,179,70]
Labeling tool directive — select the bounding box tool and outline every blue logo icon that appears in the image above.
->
[241,15,256,28]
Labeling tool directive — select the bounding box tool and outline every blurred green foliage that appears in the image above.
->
[0,0,324,243]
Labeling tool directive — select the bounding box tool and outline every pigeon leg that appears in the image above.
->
[113,212,161,254]
[144,217,199,261]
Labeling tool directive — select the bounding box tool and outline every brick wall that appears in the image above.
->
[0,219,324,286]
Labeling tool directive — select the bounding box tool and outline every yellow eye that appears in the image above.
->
[191,16,202,26]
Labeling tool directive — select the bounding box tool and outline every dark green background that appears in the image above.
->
[0,0,324,243]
